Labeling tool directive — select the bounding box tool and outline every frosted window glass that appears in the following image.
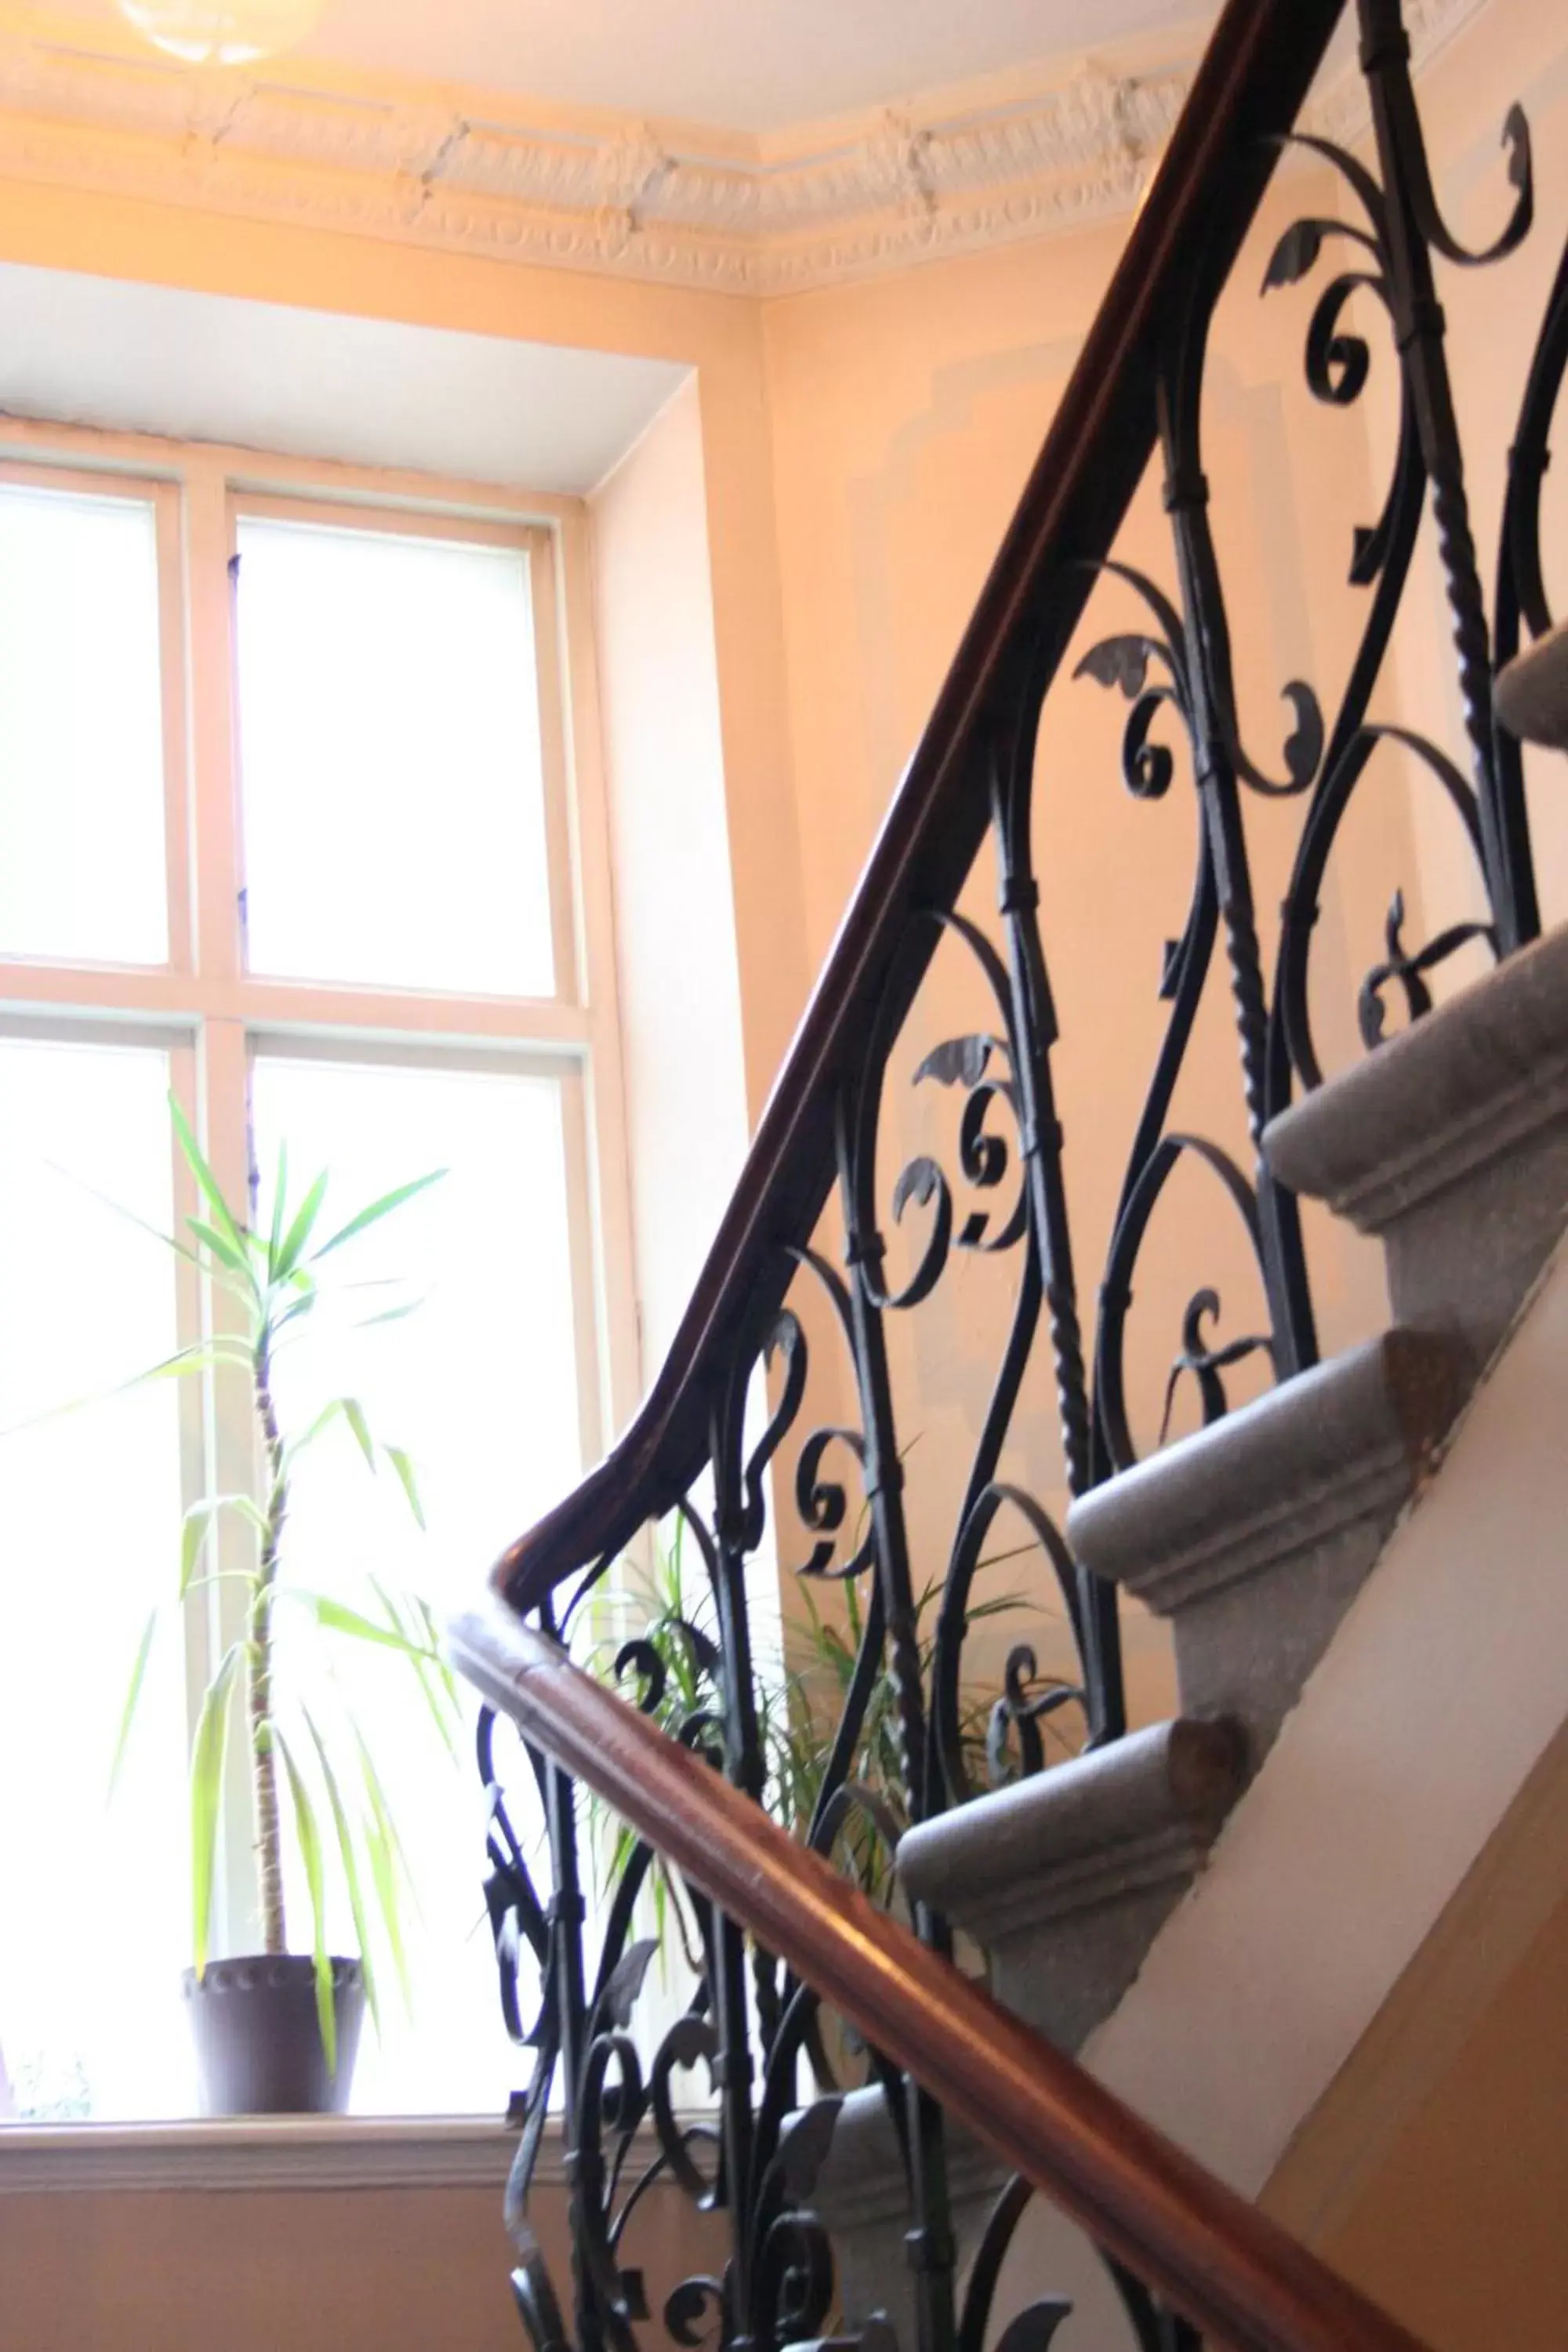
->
[237,518,557,997]
[0,487,168,966]
[0,1040,190,2119]
[249,1054,583,2113]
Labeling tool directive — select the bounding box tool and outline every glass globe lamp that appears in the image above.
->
[118,2,325,67]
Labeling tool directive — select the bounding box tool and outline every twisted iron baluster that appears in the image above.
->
[989,697,1125,1742]
[1493,224,1568,941]
[707,1377,774,2338]
[833,1072,932,1834]
[1153,240,1317,1378]
[1356,0,1531,948]
[832,1083,960,2352]
[1152,251,1276,1152]
[990,698,1093,1501]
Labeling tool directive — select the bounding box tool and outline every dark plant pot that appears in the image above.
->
[183,1955,365,2117]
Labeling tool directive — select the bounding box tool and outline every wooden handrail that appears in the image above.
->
[451,1603,1432,2352]
[495,0,1349,1613]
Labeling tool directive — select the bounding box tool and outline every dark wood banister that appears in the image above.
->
[452,1602,1432,2352]
[495,0,1349,1613]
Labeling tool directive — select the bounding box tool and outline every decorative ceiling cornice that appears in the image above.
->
[0,0,1488,296]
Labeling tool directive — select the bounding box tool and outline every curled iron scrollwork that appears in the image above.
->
[468,19,1567,2352]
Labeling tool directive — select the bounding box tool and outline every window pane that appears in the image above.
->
[0,1039,190,2120]
[249,1053,585,2113]
[0,485,168,966]
[237,517,557,997]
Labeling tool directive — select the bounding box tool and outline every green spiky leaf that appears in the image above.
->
[180,1494,268,1596]
[108,1607,159,1799]
[352,1717,417,1973]
[180,1505,212,1599]
[266,1142,289,1281]
[311,1171,445,1263]
[289,1590,435,1660]
[190,1643,242,1978]
[274,1168,330,1283]
[341,1397,375,1471]
[187,1217,252,1279]
[383,1445,425,1531]
[371,1577,458,1760]
[276,1726,336,2072]
[301,1707,379,2038]
[169,1095,248,1261]
[358,1769,410,2008]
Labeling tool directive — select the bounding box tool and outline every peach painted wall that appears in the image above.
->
[0,2180,528,2352]
[0,2169,724,2352]
[1383,0,1568,947]
[755,154,1416,1723]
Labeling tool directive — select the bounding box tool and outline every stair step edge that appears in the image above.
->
[1262,920,1568,1232]
[1065,1331,1469,1613]
[812,2083,1002,2231]
[897,1718,1245,1936]
[1496,618,1568,751]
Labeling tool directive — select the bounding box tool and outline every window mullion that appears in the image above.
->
[156,483,195,979]
[200,1014,264,1962]
[185,457,244,989]
[169,1040,216,1748]
[187,454,262,1961]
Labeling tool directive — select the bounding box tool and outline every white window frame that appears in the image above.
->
[0,416,640,1966]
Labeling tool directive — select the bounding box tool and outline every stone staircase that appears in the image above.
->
[899,910,1568,2034]
[815,667,1568,2328]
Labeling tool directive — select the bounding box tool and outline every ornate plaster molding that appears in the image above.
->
[0,0,1491,295]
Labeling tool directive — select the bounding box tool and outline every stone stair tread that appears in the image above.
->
[1263,920,1568,1242]
[896,1720,1246,2053]
[898,1718,1245,1931]
[1065,1330,1469,1752]
[1496,616,1568,750]
[1263,923,1568,1363]
[809,2081,1004,2338]
[1065,1330,1469,1617]
[814,2081,1000,2223]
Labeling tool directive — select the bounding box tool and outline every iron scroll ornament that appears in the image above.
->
[467,9,1568,2352]
[477,1695,1213,2352]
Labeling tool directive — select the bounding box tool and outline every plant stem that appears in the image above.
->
[251,1321,288,1957]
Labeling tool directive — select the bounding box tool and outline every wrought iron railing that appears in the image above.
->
[453,1605,1430,2352]
[452,0,1566,2343]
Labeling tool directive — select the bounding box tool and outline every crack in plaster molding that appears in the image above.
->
[0,0,1489,292]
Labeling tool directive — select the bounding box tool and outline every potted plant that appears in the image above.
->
[112,1100,456,2116]
[582,1525,1059,2093]
[586,1522,1054,1918]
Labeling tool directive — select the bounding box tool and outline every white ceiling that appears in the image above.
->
[46,0,1201,133]
[0,263,688,492]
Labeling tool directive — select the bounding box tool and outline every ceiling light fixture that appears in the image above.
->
[117,1,326,67]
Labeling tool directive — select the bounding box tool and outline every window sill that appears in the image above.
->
[0,2112,544,2194]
